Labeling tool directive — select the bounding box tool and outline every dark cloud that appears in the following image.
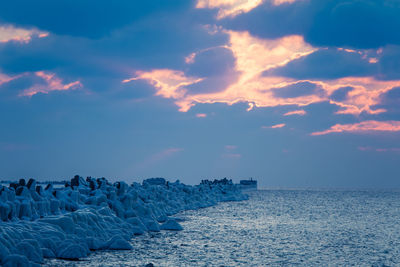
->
[329,86,354,102]
[265,49,377,80]
[221,1,310,40]
[186,47,235,77]
[373,87,400,115]
[0,74,38,98]
[306,0,400,49]
[224,0,400,49]
[0,11,228,98]
[0,0,194,38]
[185,47,239,94]
[272,81,323,99]
[376,45,400,80]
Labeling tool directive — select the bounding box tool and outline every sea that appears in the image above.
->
[45,189,400,266]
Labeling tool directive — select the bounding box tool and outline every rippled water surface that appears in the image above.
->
[45,190,400,266]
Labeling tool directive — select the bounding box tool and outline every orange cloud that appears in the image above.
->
[0,25,48,43]
[284,109,306,116]
[311,120,400,136]
[19,71,82,97]
[196,113,207,118]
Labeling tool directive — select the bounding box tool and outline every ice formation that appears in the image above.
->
[0,176,247,266]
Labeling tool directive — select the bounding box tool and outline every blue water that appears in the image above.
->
[45,190,400,266]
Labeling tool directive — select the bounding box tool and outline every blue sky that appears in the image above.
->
[1,0,400,188]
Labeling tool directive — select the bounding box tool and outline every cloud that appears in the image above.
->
[377,45,400,80]
[305,0,400,49]
[0,72,19,86]
[196,0,265,19]
[266,48,378,80]
[130,29,400,116]
[223,0,400,49]
[18,71,82,97]
[311,120,400,136]
[0,1,191,38]
[262,123,286,129]
[283,109,306,116]
[0,9,229,100]
[329,86,354,102]
[129,31,318,112]
[0,25,48,43]
[196,113,207,118]
[272,81,323,98]
[373,87,400,115]
[123,69,203,103]
[196,0,302,19]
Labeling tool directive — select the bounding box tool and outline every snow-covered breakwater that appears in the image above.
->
[0,176,248,266]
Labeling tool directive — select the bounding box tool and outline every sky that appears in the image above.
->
[0,0,400,188]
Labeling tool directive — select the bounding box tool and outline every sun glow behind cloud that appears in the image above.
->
[126,30,400,117]
[196,0,301,19]
[196,0,264,19]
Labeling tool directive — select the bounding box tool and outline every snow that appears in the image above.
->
[0,177,248,265]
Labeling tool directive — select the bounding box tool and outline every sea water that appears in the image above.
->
[45,190,400,266]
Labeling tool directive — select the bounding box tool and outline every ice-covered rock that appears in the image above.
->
[57,244,87,260]
[2,254,30,267]
[106,235,132,250]
[0,176,248,265]
[160,219,183,231]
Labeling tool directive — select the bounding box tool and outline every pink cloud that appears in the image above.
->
[123,69,202,110]
[311,120,400,136]
[196,113,207,118]
[262,123,286,129]
[0,25,48,43]
[0,73,20,86]
[284,109,306,116]
[19,71,82,97]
